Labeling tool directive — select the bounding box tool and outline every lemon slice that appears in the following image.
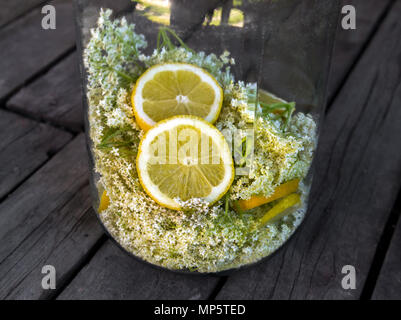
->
[132,63,223,131]
[136,115,234,210]
[234,179,300,212]
[258,88,287,106]
[98,190,110,212]
[259,193,301,226]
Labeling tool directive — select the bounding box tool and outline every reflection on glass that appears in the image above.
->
[136,0,171,25]
[135,0,246,27]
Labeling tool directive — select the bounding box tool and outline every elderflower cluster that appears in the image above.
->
[142,47,235,89]
[84,9,317,272]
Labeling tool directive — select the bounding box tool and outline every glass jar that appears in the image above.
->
[75,0,340,273]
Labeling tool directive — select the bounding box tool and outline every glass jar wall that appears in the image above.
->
[75,0,340,273]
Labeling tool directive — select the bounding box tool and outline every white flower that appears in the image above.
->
[111,147,119,156]
[86,9,314,272]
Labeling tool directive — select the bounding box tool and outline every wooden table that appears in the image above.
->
[0,0,400,300]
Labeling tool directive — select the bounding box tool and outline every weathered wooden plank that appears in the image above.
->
[4,0,387,133]
[7,53,83,132]
[329,0,392,100]
[216,0,401,299]
[0,134,104,300]
[3,0,138,131]
[0,109,71,199]
[0,0,47,28]
[58,240,220,300]
[372,212,401,300]
[1,193,103,300]
[0,0,75,101]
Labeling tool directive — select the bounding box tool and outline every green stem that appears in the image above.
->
[157,27,194,53]
[111,67,134,82]
[259,101,296,131]
[225,192,230,215]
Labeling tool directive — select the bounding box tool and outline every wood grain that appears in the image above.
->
[372,213,401,300]
[0,109,71,199]
[0,134,104,300]
[328,0,393,101]
[4,0,381,134]
[216,0,401,300]
[7,53,83,132]
[58,240,220,300]
[0,0,75,101]
[0,0,47,28]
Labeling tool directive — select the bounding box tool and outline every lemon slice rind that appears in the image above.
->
[132,63,223,131]
[136,115,234,210]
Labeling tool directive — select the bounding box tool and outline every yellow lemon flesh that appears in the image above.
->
[98,190,110,212]
[234,179,300,212]
[132,63,223,131]
[258,88,288,112]
[259,193,301,226]
[136,115,234,210]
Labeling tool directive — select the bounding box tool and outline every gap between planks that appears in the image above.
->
[360,186,401,299]
[340,0,401,300]
[0,0,76,104]
[50,233,108,300]
[215,0,401,299]
[326,0,396,111]
[4,50,80,136]
[1,46,76,115]
[0,0,48,29]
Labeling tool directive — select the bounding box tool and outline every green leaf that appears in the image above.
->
[98,126,136,150]
[157,27,194,53]
[259,101,296,131]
